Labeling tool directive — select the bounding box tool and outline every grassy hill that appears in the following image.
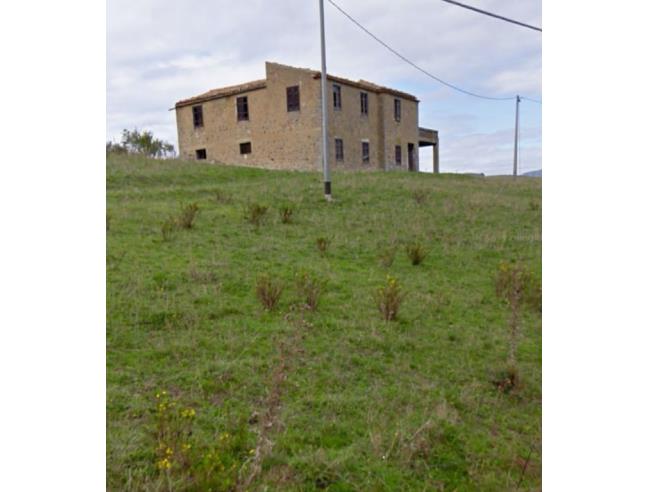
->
[107,154,541,491]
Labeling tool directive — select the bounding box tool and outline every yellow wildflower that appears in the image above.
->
[157,458,172,470]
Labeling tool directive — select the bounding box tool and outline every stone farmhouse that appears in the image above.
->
[174,62,439,172]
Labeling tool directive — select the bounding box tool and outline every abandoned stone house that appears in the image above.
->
[174,62,439,172]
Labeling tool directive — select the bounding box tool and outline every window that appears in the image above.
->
[192,105,204,128]
[196,148,207,160]
[286,86,300,112]
[360,92,368,115]
[395,145,402,166]
[335,138,344,161]
[236,96,249,121]
[362,142,370,164]
[333,84,342,110]
[394,98,401,122]
[239,142,252,155]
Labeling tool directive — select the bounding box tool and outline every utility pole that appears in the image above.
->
[513,95,520,177]
[319,0,332,200]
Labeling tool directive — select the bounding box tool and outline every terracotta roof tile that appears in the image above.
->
[174,64,418,107]
[175,79,266,108]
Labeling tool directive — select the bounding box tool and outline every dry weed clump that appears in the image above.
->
[375,275,405,321]
[405,242,427,266]
[316,237,330,256]
[378,243,398,268]
[256,274,283,311]
[244,203,268,227]
[279,205,294,224]
[177,203,199,229]
[295,271,326,311]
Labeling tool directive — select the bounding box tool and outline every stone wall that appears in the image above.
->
[176,62,420,172]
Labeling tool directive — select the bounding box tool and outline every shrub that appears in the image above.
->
[375,275,405,321]
[316,237,330,256]
[161,216,176,241]
[378,244,397,268]
[256,274,283,311]
[412,189,427,204]
[495,262,526,368]
[153,390,196,473]
[106,213,111,232]
[295,271,327,311]
[106,141,127,155]
[279,205,294,224]
[405,242,427,265]
[244,203,268,227]
[119,128,175,158]
[492,365,520,393]
[177,203,199,229]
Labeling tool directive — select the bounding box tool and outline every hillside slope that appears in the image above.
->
[107,155,542,491]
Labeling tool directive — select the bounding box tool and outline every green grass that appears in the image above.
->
[107,153,541,491]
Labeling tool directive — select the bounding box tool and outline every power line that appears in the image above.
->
[327,0,515,101]
[439,0,542,33]
[521,96,542,104]
[327,0,541,103]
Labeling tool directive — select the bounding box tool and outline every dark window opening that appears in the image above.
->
[360,92,368,115]
[395,145,402,166]
[335,138,344,161]
[196,148,207,160]
[394,98,401,122]
[236,96,249,121]
[333,84,342,110]
[362,142,370,164]
[192,105,204,128]
[240,142,252,155]
[286,86,300,112]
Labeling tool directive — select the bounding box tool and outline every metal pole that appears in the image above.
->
[319,0,332,200]
[513,95,520,177]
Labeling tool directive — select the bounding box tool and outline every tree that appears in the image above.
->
[106,129,175,158]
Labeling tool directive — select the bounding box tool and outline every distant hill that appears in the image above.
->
[522,169,542,177]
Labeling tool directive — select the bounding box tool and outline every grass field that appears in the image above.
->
[107,154,541,491]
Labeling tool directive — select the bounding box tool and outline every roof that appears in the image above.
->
[174,63,419,108]
[175,79,267,108]
[312,73,418,102]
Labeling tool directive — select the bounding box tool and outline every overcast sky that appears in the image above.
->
[107,0,541,175]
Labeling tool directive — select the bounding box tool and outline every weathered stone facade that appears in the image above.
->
[175,62,438,171]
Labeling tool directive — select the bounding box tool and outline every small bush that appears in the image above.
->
[412,189,427,204]
[316,237,330,256]
[213,189,231,204]
[106,213,111,232]
[161,217,176,241]
[177,203,199,229]
[295,271,327,311]
[378,244,397,268]
[491,365,520,393]
[256,274,283,311]
[279,205,294,224]
[244,203,268,227]
[405,242,427,265]
[495,261,541,312]
[495,261,541,377]
[375,275,405,321]
[153,390,196,473]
